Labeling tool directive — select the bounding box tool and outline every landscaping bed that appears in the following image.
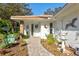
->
[0,39,28,56]
[41,39,75,56]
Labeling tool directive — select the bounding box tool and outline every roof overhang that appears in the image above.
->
[11,15,53,22]
[54,3,79,19]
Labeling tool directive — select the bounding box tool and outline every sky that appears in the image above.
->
[29,3,65,15]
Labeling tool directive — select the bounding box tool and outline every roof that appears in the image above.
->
[54,4,79,18]
[54,3,70,17]
[54,3,79,19]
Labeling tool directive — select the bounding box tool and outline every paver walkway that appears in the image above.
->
[27,37,53,56]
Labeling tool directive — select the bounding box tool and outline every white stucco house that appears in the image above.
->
[11,3,79,48]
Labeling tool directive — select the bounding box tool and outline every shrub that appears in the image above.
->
[0,33,4,40]
[22,35,29,39]
[47,39,55,44]
[0,43,6,49]
[47,34,54,40]
[0,19,13,34]
[13,32,20,39]
[0,19,19,49]
[47,34,58,44]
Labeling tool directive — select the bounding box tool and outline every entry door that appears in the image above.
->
[31,24,34,36]
[50,23,53,34]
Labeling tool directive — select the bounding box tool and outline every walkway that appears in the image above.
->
[27,37,53,56]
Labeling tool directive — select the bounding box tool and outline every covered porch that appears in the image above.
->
[11,15,55,39]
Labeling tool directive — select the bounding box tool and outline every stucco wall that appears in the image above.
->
[33,22,41,37]
[40,22,50,39]
[54,9,79,42]
[23,21,53,39]
[24,21,41,37]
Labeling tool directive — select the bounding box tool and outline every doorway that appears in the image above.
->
[31,24,34,36]
[50,23,53,34]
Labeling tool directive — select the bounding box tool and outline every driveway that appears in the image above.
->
[27,37,53,56]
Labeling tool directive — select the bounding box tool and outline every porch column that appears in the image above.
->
[20,20,24,39]
[29,24,31,37]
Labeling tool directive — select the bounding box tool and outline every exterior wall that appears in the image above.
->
[53,9,79,43]
[23,21,50,39]
[33,22,41,37]
[24,21,41,37]
[23,20,54,39]
[40,22,50,39]
[62,11,79,41]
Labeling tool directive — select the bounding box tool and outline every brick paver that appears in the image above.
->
[27,37,53,56]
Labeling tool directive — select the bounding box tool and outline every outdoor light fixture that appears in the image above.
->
[44,25,48,28]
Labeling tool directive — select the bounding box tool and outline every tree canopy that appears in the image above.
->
[0,19,13,34]
[44,7,63,15]
[0,3,33,19]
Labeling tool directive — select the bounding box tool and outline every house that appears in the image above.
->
[11,3,79,44]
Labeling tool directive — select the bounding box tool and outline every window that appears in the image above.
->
[35,24,38,29]
[26,25,29,29]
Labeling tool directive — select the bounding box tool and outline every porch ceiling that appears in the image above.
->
[11,15,53,21]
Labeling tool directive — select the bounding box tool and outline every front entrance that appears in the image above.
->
[26,23,40,37]
[30,23,40,37]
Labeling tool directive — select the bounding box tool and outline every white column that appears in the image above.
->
[52,28,54,34]
[23,22,26,35]
[20,21,24,34]
[29,24,32,37]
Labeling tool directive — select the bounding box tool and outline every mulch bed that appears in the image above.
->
[41,39,75,56]
[0,40,28,56]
